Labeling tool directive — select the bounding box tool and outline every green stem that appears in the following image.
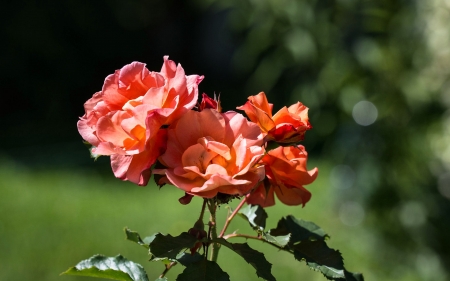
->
[199,199,207,222]
[218,196,247,238]
[207,198,220,262]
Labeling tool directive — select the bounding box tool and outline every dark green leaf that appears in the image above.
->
[270,216,363,280]
[230,243,275,281]
[149,257,172,264]
[238,204,268,231]
[292,240,345,279]
[125,228,149,249]
[262,232,291,247]
[214,238,275,281]
[270,215,328,243]
[150,251,203,266]
[345,271,364,281]
[176,252,204,266]
[149,233,198,260]
[143,234,158,245]
[61,254,149,281]
[176,260,229,281]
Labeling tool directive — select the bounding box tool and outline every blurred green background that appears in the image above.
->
[1,0,450,280]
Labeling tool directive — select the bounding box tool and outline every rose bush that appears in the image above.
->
[154,109,265,198]
[77,56,203,185]
[69,57,367,281]
[247,145,318,207]
[237,92,311,144]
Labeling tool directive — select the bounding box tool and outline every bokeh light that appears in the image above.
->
[330,165,356,190]
[398,201,427,228]
[352,101,378,126]
[339,201,365,226]
[437,172,450,200]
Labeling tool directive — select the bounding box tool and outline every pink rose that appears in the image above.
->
[154,109,265,198]
[247,145,318,207]
[237,92,311,144]
[77,56,203,185]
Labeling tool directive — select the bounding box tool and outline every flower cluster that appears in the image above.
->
[78,57,318,207]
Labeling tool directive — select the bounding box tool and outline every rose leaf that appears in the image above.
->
[61,254,149,281]
[149,232,198,260]
[176,260,229,281]
[238,204,268,231]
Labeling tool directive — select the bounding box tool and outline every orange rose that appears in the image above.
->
[77,56,203,185]
[237,92,311,144]
[154,109,265,198]
[247,145,318,207]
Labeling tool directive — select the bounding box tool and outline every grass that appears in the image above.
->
[0,158,433,281]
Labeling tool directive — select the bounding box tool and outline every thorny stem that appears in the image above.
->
[198,199,207,222]
[218,196,248,238]
[159,200,209,277]
[197,199,208,256]
[223,233,261,240]
[223,233,288,252]
[159,261,177,278]
[207,198,220,262]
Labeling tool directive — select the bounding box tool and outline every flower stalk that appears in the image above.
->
[207,198,220,262]
[219,196,248,238]
[159,261,177,279]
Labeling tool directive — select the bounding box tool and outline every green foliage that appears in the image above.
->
[291,240,345,279]
[270,216,362,280]
[214,238,275,281]
[238,204,268,231]
[270,216,328,242]
[261,232,290,248]
[176,260,230,281]
[125,228,151,249]
[125,223,276,281]
[65,207,361,281]
[237,205,362,280]
[240,204,291,247]
[61,255,149,281]
[176,252,204,266]
[149,233,198,260]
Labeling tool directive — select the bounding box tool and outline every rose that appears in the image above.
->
[247,145,318,207]
[77,56,203,185]
[237,92,311,144]
[154,109,265,198]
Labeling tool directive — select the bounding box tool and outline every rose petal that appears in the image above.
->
[96,112,135,147]
[223,111,264,147]
[246,182,276,207]
[181,143,217,171]
[198,137,231,160]
[120,129,168,186]
[111,154,132,180]
[174,110,226,151]
[274,185,311,206]
[77,118,100,146]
